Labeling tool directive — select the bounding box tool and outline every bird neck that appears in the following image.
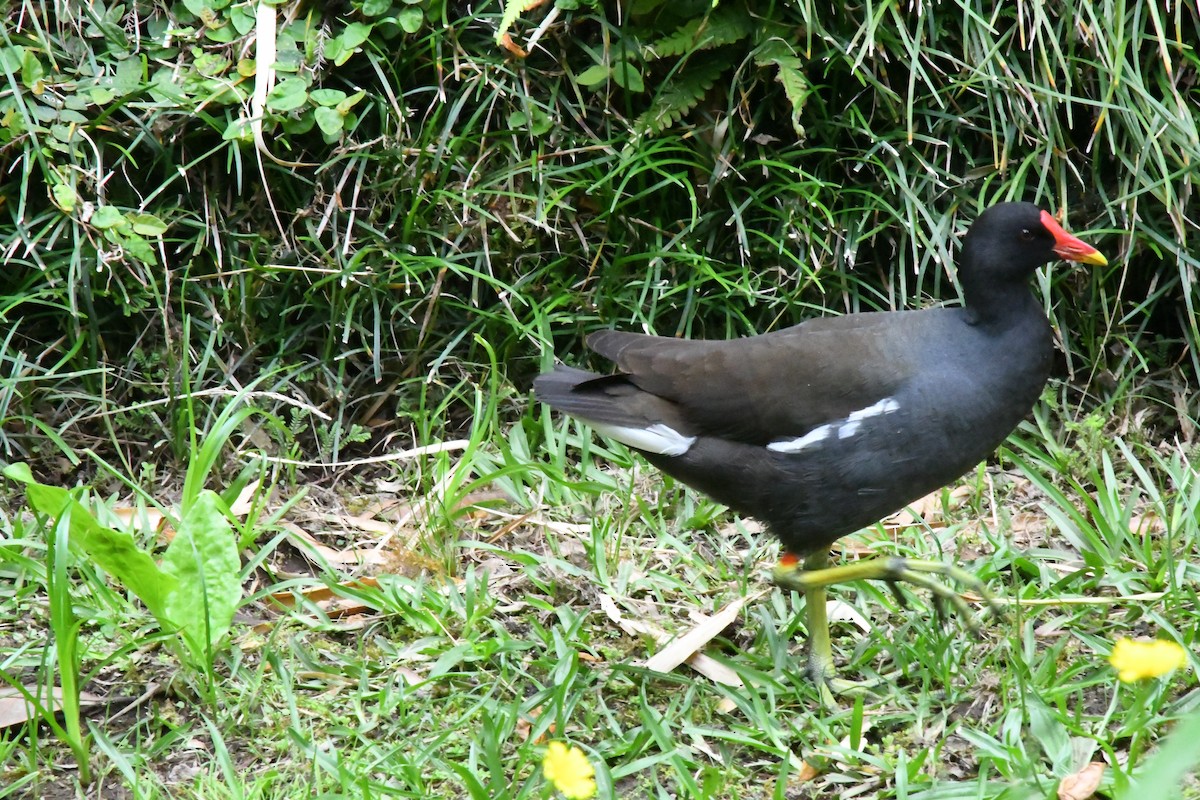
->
[961,280,1041,327]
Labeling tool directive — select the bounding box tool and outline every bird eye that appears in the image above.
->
[1019,228,1035,241]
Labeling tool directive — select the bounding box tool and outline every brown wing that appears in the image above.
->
[586,312,922,444]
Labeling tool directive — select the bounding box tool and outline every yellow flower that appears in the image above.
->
[1110,637,1188,682]
[542,741,596,799]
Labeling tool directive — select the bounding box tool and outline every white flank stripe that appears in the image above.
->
[767,424,832,453]
[768,396,900,453]
[590,422,697,457]
[846,397,901,422]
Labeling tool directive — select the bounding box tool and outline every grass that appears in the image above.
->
[1,0,1199,797]
[2,393,1197,798]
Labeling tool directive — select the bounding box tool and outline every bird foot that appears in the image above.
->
[805,648,899,699]
[772,555,998,632]
[773,552,999,700]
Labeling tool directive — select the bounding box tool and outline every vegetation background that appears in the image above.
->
[0,0,1197,797]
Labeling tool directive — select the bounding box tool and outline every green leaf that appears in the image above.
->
[4,463,177,623]
[230,5,256,35]
[112,58,142,95]
[337,90,366,114]
[51,183,77,213]
[193,51,229,78]
[266,77,309,112]
[1119,710,1200,799]
[204,22,236,44]
[108,229,157,266]
[21,50,45,90]
[222,116,253,142]
[314,106,344,136]
[324,38,347,66]
[611,61,644,92]
[339,21,373,50]
[362,0,392,15]
[281,114,315,135]
[576,64,610,87]
[128,213,168,236]
[161,491,242,664]
[396,7,423,33]
[309,88,348,107]
[90,205,126,229]
[644,7,753,59]
[755,41,809,137]
[0,45,25,75]
[509,107,552,136]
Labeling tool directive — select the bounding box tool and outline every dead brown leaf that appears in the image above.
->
[266,576,381,618]
[497,33,527,58]
[281,521,391,568]
[883,485,971,531]
[111,505,172,540]
[1129,511,1164,536]
[228,481,262,516]
[1057,761,1105,800]
[600,592,755,688]
[0,686,106,729]
[638,592,770,684]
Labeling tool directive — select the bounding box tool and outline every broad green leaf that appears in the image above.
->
[90,205,126,229]
[21,49,45,91]
[112,58,142,95]
[314,106,344,136]
[161,491,242,664]
[4,463,177,622]
[1119,710,1200,799]
[324,38,347,66]
[110,230,157,266]
[309,88,348,107]
[222,116,253,142]
[266,77,308,112]
[204,22,236,44]
[193,51,229,78]
[51,183,77,213]
[509,108,552,136]
[280,114,315,135]
[396,7,423,33]
[128,213,168,236]
[337,90,367,114]
[576,65,610,86]
[230,5,256,35]
[0,45,25,75]
[611,61,644,92]
[339,22,373,50]
[362,0,392,15]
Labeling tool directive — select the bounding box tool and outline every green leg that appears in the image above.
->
[799,551,838,705]
[773,551,998,696]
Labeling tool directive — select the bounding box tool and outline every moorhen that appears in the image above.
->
[534,202,1106,691]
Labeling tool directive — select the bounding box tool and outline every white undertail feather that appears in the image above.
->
[766,424,832,453]
[590,422,697,457]
[767,396,900,453]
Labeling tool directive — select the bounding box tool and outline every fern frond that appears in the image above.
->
[755,39,811,136]
[635,56,731,136]
[496,0,543,44]
[644,7,754,60]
